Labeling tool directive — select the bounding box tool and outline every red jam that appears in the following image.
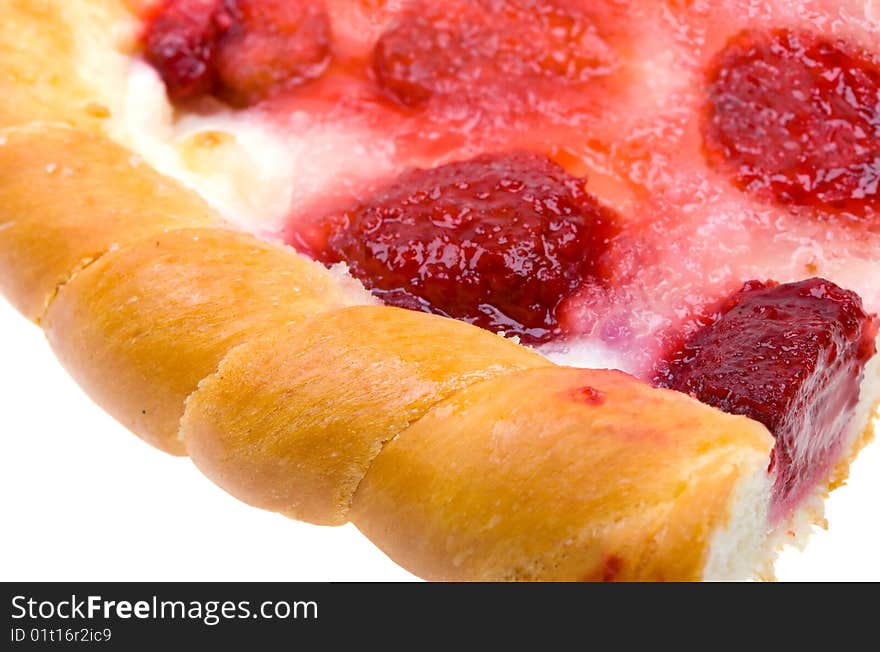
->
[293,151,619,344]
[704,29,880,217]
[655,279,878,522]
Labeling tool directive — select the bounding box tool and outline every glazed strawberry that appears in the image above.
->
[298,152,619,343]
[143,0,225,101]
[143,0,332,107]
[214,0,333,107]
[704,29,880,217]
[371,0,614,109]
[655,279,878,522]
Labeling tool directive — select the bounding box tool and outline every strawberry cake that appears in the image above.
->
[0,0,878,580]
[132,0,880,535]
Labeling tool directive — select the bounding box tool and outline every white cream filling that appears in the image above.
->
[113,62,399,234]
[537,339,632,375]
[117,64,297,230]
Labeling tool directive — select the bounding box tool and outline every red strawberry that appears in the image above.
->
[704,29,880,217]
[143,0,332,107]
[143,0,225,101]
[655,278,878,521]
[214,0,333,107]
[371,0,614,109]
[297,152,619,343]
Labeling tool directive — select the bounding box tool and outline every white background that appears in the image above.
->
[0,296,878,582]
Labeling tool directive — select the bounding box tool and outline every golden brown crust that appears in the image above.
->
[0,0,134,130]
[351,367,772,581]
[0,124,215,321]
[181,306,551,525]
[43,227,358,454]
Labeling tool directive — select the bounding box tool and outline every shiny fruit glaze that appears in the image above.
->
[704,29,880,217]
[295,152,618,343]
[656,279,878,521]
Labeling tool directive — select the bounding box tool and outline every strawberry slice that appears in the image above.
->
[371,0,615,110]
[296,151,619,344]
[214,0,333,107]
[704,29,880,217]
[143,0,332,107]
[655,278,878,522]
[143,0,225,101]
